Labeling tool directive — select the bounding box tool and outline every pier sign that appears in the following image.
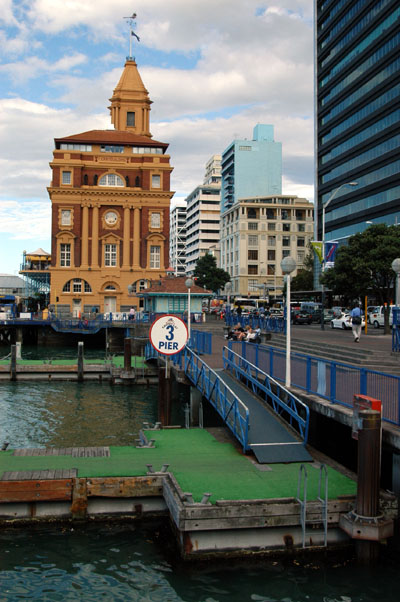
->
[149,315,188,356]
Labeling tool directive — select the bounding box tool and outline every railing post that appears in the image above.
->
[306,357,311,393]
[360,368,367,396]
[270,347,274,378]
[330,362,336,402]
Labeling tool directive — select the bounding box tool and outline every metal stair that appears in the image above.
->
[297,463,328,548]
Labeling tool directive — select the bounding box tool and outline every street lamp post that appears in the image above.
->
[391,259,400,307]
[281,256,296,388]
[185,277,194,342]
[320,181,358,330]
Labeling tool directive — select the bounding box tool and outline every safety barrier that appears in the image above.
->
[224,345,309,443]
[230,341,400,426]
[225,313,285,333]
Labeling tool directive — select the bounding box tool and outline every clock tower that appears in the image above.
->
[48,59,174,317]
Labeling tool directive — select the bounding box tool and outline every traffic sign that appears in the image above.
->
[149,315,188,355]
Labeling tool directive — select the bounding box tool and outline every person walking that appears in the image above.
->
[350,304,362,342]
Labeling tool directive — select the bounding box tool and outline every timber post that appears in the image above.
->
[124,337,132,372]
[10,344,16,381]
[77,341,84,382]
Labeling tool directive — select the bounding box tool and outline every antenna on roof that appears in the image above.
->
[123,12,140,60]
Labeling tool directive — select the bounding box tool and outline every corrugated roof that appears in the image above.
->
[0,274,26,289]
[55,130,168,148]
[142,277,212,296]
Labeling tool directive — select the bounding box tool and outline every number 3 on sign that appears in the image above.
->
[165,324,174,341]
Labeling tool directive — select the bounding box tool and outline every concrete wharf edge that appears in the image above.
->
[0,433,397,560]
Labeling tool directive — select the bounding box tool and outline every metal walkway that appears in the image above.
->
[216,370,312,464]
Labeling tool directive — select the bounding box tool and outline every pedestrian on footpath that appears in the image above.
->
[350,303,362,342]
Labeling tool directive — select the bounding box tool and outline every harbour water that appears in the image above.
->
[1,379,400,601]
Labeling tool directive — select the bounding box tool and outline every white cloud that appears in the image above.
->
[0,200,51,241]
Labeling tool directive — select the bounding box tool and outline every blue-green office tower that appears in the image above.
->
[221,124,282,214]
[316,0,400,245]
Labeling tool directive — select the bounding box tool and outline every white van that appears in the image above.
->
[368,305,394,328]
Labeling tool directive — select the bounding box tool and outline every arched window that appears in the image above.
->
[83,174,88,185]
[62,279,92,293]
[125,176,130,187]
[99,174,124,187]
[104,284,116,290]
[135,175,140,187]
[93,175,98,185]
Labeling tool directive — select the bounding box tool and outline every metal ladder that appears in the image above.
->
[297,463,328,548]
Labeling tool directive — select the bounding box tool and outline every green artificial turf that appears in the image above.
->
[0,429,356,504]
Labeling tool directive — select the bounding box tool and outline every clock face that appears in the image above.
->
[105,211,118,226]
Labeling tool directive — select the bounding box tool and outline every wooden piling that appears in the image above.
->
[77,342,84,382]
[124,337,132,372]
[10,344,16,381]
[158,365,172,426]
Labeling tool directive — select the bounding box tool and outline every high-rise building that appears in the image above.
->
[316,0,400,248]
[169,201,187,276]
[47,59,174,316]
[220,125,282,215]
[185,156,222,275]
[220,195,314,297]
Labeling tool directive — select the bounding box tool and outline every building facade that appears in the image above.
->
[316,0,400,247]
[221,125,282,215]
[185,156,222,275]
[220,195,314,298]
[169,201,187,276]
[48,59,174,316]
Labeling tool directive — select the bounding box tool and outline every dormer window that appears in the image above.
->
[127,112,135,127]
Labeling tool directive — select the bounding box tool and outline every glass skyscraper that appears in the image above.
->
[316,0,400,245]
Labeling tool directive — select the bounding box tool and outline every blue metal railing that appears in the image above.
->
[225,313,285,333]
[230,341,400,426]
[392,307,400,352]
[224,345,310,444]
[184,349,250,452]
[144,329,212,362]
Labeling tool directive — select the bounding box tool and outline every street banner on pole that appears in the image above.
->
[311,241,323,263]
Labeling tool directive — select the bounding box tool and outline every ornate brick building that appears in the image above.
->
[48,59,174,316]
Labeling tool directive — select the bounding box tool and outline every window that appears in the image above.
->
[248,235,259,246]
[298,223,305,232]
[248,222,258,230]
[248,279,259,291]
[152,174,161,188]
[62,171,71,185]
[283,223,291,232]
[266,209,276,219]
[248,265,258,275]
[268,250,276,260]
[73,279,82,293]
[150,246,161,269]
[297,251,305,262]
[151,212,161,228]
[105,244,117,267]
[84,281,92,292]
[63,281,71,292]
[127,112,135,127]
[281,209,289,219]
[100,145,124,153]
[62,279,92,293]
[99,174,124,187]
[60,144,92,151]
[247,208,257,219]
[297,238,305,247]
[268,236,276,247]
[282,249,290,258]
[61,209,71,226]
[268,223,276,231]
[248,250,258,260]
[282,236,290,247]
[60,243,71,267]
[267,265,275,275]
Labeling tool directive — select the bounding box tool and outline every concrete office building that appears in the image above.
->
[316,0,400,249]
[221,125,282,215]
[169,201,187,276]
[220,195,314,298]
[185,156,222,275]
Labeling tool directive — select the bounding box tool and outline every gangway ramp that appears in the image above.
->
[216,370,312,464]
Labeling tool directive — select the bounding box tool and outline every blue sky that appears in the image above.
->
[0,0,314,275]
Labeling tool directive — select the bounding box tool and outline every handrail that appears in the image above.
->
[223,345,310,443]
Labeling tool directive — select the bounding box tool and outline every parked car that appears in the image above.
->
[330,312,365,330]
[368,305,394,328]
[291,310,312,325]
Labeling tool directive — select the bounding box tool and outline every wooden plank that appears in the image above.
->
[86,476,163,498]
[0,479,72,502]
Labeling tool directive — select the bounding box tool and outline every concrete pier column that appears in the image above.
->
[190,387,203,427]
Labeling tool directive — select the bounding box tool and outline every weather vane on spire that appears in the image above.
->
[123,12,140,59]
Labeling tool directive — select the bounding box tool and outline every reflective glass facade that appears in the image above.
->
[316,0,400,246]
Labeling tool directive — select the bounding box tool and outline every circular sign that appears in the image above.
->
[149,315,188,356]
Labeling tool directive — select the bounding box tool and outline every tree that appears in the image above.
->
[193,254,231,294]
[320,224,400,333]
[291,243,314,292]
